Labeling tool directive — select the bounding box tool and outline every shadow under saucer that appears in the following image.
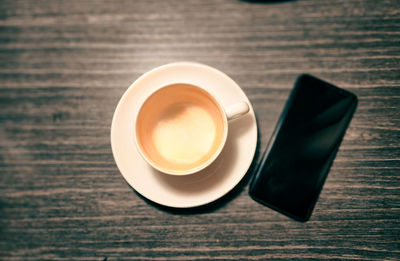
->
[137,114,262,214]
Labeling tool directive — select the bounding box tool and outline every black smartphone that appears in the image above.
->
[249,74,358,222]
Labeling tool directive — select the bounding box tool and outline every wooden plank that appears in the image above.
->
[0,0,399,260]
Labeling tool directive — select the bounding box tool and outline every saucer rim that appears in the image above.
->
[111,61,258,208]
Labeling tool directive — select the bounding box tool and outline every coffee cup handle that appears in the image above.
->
[225,102,250,121]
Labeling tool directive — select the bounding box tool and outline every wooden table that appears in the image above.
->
[1,0,399,260]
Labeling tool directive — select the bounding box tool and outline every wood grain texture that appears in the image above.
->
[0,0,399,260]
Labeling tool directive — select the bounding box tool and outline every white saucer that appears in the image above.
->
[111,62,257,208]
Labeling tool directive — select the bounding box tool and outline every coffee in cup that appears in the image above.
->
[135,83,249,175]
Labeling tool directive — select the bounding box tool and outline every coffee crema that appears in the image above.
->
[136,84,226,174]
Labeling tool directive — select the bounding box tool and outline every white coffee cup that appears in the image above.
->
[135,82,249,176]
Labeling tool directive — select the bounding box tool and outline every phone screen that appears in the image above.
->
[249,74,358,221]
